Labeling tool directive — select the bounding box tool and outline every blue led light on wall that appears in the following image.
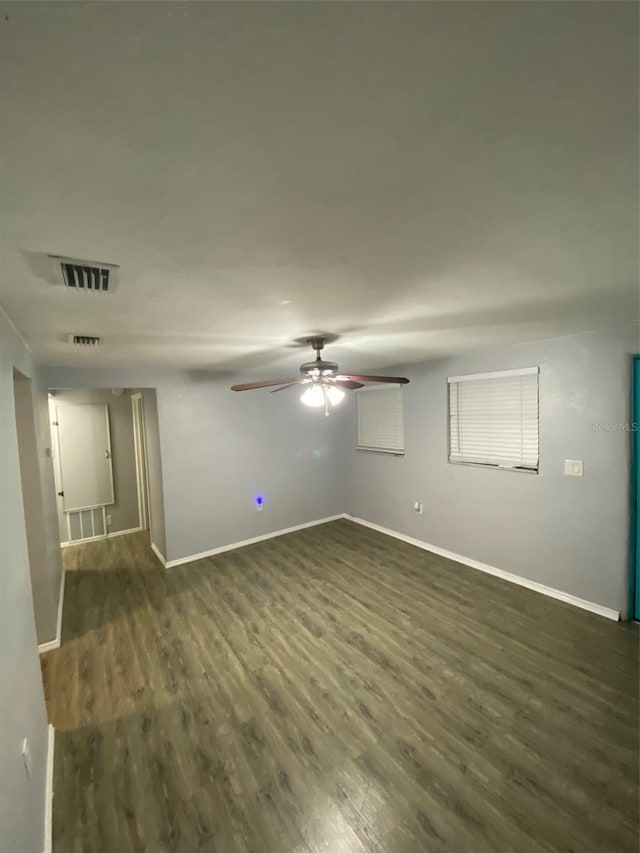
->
[254,495,264,507]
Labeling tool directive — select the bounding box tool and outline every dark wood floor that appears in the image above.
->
[42,520,639,853]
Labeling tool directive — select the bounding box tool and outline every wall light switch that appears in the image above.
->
[564,460,583,477]
[105,515,112,526]
[413,501,423,515]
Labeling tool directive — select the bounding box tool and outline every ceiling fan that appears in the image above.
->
[231,336,409,415]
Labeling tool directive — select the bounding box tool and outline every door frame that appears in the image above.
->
[630,356,640,621]
[131,393,150,531]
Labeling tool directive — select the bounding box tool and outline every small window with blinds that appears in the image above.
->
[356,386,405,455]
[448,367,539,472]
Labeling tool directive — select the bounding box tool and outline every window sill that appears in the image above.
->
[448,459,538,474]
[357,447,405,457]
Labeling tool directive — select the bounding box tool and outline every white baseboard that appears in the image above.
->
[150,541,167,568]
[48,514,620,622]
[347,515,620,622]
[38,569,66,655]
[106,525,144,539]
[60,525,143,548]
[43,723,55,853]
[165,514,349,569]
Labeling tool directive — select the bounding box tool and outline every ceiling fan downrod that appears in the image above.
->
[300,337,338,377]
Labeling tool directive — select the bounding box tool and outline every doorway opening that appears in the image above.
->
[48,388,154,546]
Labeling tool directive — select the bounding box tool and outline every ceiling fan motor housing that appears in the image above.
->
[301,336,338,376]
[300,359,338,376]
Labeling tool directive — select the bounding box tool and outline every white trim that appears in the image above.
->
[150,541,167,568]
[59,525,143,548]
[347,516,620,622]
[356,447,404,456]
[447,366,539,383]
[38,569,66,654]
[61,501,107,514]
[131,393,150,531]
[447,459,538,474]
[0,303,35,357]
[107,525,143,538]
[43,724,55,853]
[165,514,349,569]
[56,569,66,641]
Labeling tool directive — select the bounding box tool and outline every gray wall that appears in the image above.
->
[141,389,167,558]
[13,373,57,641]
[42,325,636,614]
[346,325,638,618]
[49,389,140,541]
[157,373,347,562]
[42,367,348,563]
[0,309,61,853]
[34,375,67,635]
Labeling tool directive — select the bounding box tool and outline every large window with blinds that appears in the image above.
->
[448,367,539,471]
[356,386,405,454]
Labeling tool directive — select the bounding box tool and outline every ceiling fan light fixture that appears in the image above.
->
[300,381,345,411]
[300,384,326,407]
[326,385,345,406]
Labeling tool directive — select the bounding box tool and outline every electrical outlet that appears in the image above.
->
[105,515,112,526]
[22,738,31,779]
[413,501,423,515]
[564,460,583,477]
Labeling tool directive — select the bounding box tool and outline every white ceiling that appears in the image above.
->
[0,2,637,374]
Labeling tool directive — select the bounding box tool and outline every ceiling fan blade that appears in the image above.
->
[270,381,302,393]
[231,377,300,391]
[338,374,409,385]
[333,379,364,390]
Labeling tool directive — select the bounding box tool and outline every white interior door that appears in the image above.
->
[56,403,114,511]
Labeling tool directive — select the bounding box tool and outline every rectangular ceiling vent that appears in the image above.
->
[48,255,119,293]
[69,334,102,346]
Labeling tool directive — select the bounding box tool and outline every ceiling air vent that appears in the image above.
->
[68,334,102,346]
[48,255,119,293]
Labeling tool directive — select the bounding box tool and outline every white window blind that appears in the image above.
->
[356,386,405,454]
[448,367,539,471]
